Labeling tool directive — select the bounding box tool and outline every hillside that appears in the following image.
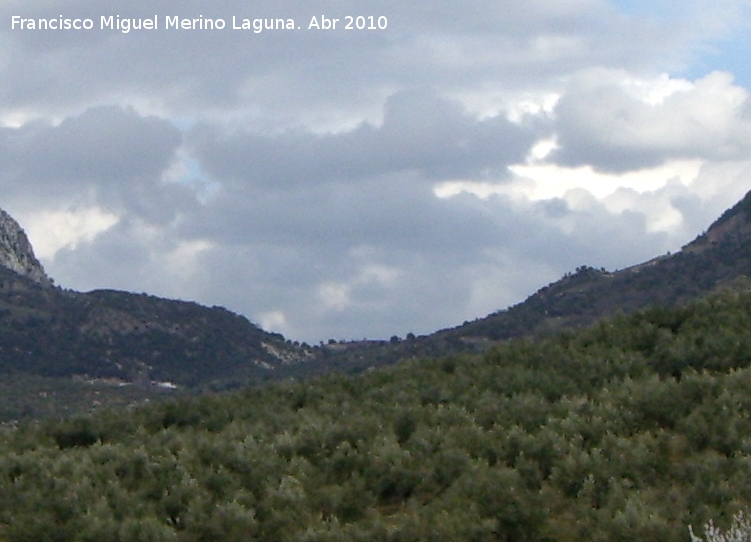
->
[0,265,316,418]
[310,190,751,370]
[448,189,751,342]
[3,189,751,418]
[3,289,751,540]
[0,266,308,388]
[0,210,311,418]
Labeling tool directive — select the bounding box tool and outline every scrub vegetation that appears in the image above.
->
[2,290,751,540]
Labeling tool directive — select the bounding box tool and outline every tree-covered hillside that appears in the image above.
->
[5,190,751,419]
[4,291,751,540]
[0,265,304,390]
[313,190,751,371]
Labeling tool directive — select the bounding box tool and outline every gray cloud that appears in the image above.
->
[5,106,180,182]
[0,0,709,122]
[0,106,194,223]
[188,89,537,190]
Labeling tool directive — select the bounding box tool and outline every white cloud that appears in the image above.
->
[23,207,119,260]
[318,282,352,312]
[259,310,287,333]
[554,70,751,171]
[161,238,213,286]
[508,159,704,200]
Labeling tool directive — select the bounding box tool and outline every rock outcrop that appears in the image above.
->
[0,209,52,286]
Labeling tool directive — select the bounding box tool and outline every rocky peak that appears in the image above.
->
[0,209,52,286]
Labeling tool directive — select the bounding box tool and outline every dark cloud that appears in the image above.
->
[188,89,537,189]
[17,106,179,182]
[178,174,503,255]
[0,106,194,223]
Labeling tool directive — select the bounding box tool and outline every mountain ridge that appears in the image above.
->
[428,192,751,348]
[308,189,751,370]
[0,210,309,397]
[2,190,751,417]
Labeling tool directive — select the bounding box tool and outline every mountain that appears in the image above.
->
[0,272,306,387]
[4,188,751,418]
[311,190,751,370]
[0,208,308,407]
[451,189,751,341]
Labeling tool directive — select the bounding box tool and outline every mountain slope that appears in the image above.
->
[311,189,751,369]
[4,188,751,408]
[0,208,308,396]
[452,189,751,342]
[0,266,311,388]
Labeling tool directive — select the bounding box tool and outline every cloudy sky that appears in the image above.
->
[2,0,751,342]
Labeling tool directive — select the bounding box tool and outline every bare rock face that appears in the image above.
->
[0,209,52,286]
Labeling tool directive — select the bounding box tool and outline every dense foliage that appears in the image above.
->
[4,291,751,540]
[0,373,171,421]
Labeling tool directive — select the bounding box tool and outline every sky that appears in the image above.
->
[2,0,751,343]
